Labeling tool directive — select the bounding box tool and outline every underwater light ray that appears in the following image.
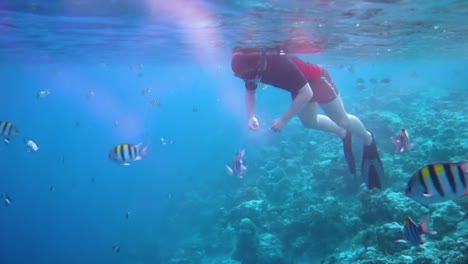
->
[44,67,147,141]
[145,0,224,64]
[145,0,251,124]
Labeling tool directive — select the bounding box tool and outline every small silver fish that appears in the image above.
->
[25,139,39,152]
[3,193,12,207]
[160,138,174,145]
[141,87,152,95]
[37,89,51,99]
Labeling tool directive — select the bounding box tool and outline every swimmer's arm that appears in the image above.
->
[281,84,313,122]
[245,89,256,119]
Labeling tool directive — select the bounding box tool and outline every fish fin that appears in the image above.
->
[134,156,142,161]
[423,192,433,197]
[241,165,247,171]
[395,239,407,244]
[3,139,9,145]
[361,132,384,189]
[140,145,149,157]
[359,183,367,191]
[123,163,131,166]
[419,215,437,235]
[225,165,233,175]
[390,137,404,153]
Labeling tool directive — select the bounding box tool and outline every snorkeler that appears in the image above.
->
[231,48,384,190]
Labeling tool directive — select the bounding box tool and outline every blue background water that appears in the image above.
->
[1,0,467,263]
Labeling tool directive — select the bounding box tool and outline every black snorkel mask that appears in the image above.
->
[244,49,267,88]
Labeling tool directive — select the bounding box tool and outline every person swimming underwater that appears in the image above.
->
[231,48,385,189]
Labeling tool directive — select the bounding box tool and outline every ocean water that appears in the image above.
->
[1,1,467,264]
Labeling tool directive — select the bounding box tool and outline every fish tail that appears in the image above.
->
[239,148,245,157]
[461,161,468,173]
[140,144,149,157]
[461,162,468,196]
[419,215,437,235]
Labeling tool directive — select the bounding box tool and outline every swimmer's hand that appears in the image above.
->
[271,117,287,132]
[248,116,259,131]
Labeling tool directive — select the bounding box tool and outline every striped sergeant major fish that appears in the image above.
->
[108,143,149,166]
[405,161,468,204]
[0,121,20,144]
[395,215,436,247]
[226,149,247,178]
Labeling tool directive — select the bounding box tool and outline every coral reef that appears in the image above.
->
[232,218,259,264]
[160,72,468,264]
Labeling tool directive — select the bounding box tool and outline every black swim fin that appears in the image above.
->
[361,132,384,189]
[343,130,356,175]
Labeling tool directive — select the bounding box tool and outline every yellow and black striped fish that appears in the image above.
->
[0,121,20,144]
[108,143,149,166]
[405,161,468,204]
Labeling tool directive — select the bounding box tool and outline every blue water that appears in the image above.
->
[1,1,468,264]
